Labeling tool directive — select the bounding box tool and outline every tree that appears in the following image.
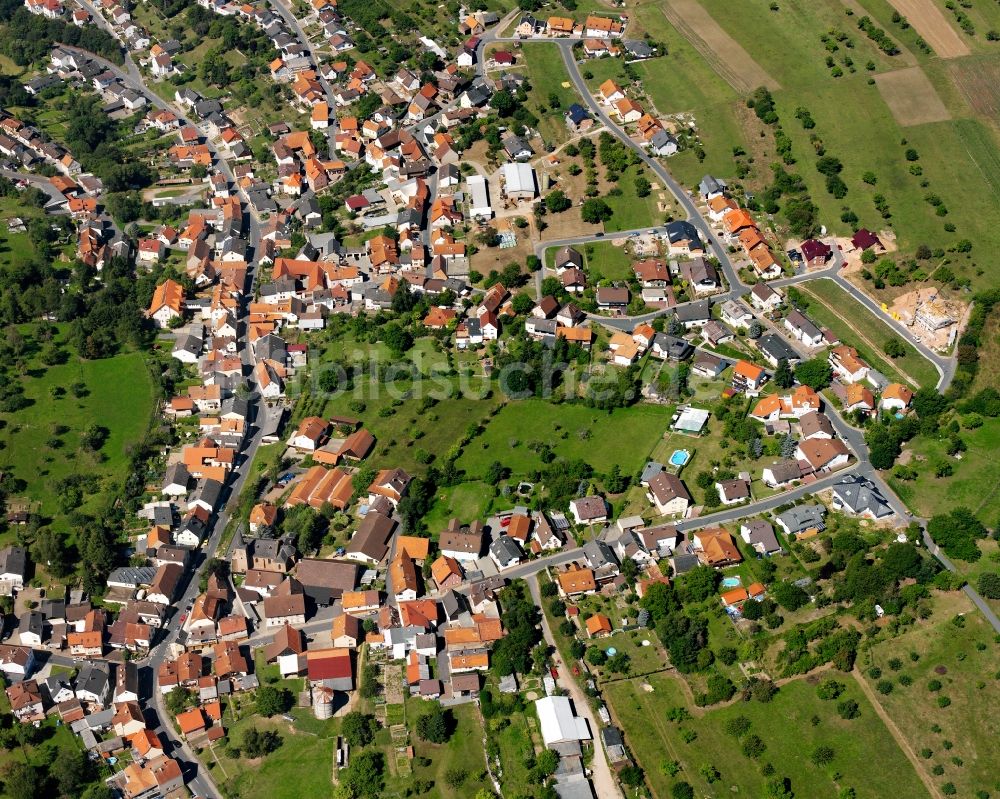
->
[545,190,572,213]
[382,322,413,356]
[635,176,652,197]
[256,685,292,717]
[586,647,608,666]
[725,716,752,737]
[770,580,809,611]
[742,733,767,759]
[883,337,906,358]
[416,704,452,743]
[748,320,764,339]
[536,749,559,777]
[927,507,985,562]
[837,698,860,719]
[816,679,845,700]
[794,357,833,389]
[511,293,535,315]
[489,90,517,117]
[773,357,794,388]
[165,687,195,715]
[671,782,695,799]
[339,750,385,799]
[342,711,378,747]
[580,198,613,224]
[977,572,1000,599]
[3,763,39,799]
[53,749,90,797]
[242,728,282,757]
[811,745,835,766]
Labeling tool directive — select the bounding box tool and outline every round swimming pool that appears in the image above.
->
[606,647,618,656]
[669,449,691,467]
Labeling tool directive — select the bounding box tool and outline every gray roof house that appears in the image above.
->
[490,536,523,570]
[739,519,781,555]
[775,504,826,537]
[830,476,894,519]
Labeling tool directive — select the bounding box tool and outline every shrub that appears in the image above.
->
[742,734,767,759]
[811,745,835,766]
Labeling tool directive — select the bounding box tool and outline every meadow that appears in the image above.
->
[857,596,1000,799]
[0,340,156,533]
[604,671,930,799]
[456,399,673,478]
[887,415,1000,523]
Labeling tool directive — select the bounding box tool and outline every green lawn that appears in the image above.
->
[605,672,930,799]
[602,163,664,232]
[887,415,1000,523]
[519,43,580,145]
[321,381,498,476]
[210,714,335,799]
[0,343,156,533]
[404,701,492,798]
[857,600,1000,799]
[493,707,539,798]
[456,400,673,478]
[582,240,634,281]
[627,0,1000,286]
[423,481,492,533]
[797,279,939,389]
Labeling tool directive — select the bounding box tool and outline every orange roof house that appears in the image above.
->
[176,707,207,738]
[430,555,462,589]
[720,587,749,606]
[147,279,184,324]
[599,79,623,101]
[557,566,597,596]
[693,528,743,567]
[723,208,757,235]
[547,15,575,33]
[396,535,430,561]
[585,613,612,637]
[423,307,457,329]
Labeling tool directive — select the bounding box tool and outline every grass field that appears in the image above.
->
[456,400,672,477]
[404,701,493,798]
[423,481,492,533]
[211,713,335,798]
[0,344,156,532]
[520,43,580,145]
[605,671,930,799]
[858,597,1000,799]
[602,163,664,232]
[581,240,633,281]
[887,415,1000,523]
[321,383,498,476]
[796,280,939,388]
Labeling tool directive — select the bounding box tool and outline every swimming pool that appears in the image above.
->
[669,449,691,467]
[721,576,742,589]
[606,647,618,656]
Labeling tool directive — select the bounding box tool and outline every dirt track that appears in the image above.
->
[886,0,970,58]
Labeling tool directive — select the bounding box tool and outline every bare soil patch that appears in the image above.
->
[875,67,951,126]
[661,0,779,93]
[886,0,970,58]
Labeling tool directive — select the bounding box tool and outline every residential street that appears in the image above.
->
[527,574,623,799]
